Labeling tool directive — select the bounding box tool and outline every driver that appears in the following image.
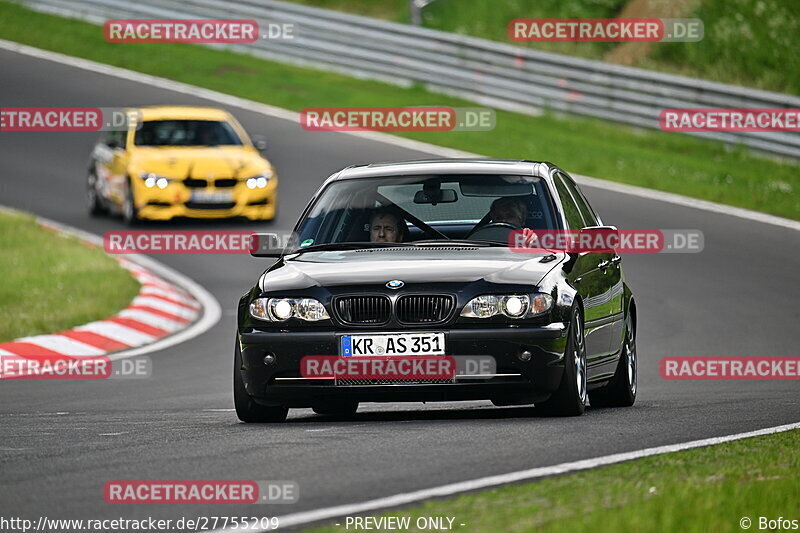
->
[487,196,538,247]
[489,196,527,226]
[196,122,216,146]
[369,206,407,243]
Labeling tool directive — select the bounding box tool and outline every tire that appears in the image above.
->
[86,172,107,216]
[233,341,288,423]
[535,305,587,416]
[122,178,140,226]
[589,311,637,408]
[312,400,359,416]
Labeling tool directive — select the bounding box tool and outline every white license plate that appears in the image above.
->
[341,333,445,356]
[191,190,233,203]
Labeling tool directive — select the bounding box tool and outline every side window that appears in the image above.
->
[554,174,586,229]
[104,130,124,149]
[559,173,599,227]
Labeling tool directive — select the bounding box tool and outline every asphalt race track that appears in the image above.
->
[1,48,799,527]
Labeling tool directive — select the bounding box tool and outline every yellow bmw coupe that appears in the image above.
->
[87,106,277,223]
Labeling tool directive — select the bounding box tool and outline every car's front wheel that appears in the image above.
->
[589,311,637,407]
[87,171,107,216]
[233,341,288,423]
[535,305,587,416]
[122,178,140,226]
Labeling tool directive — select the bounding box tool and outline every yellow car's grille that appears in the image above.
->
[183,178,238,188]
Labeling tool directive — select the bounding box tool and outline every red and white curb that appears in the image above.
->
[0,208,221,372]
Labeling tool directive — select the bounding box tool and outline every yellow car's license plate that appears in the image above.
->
[191,190,233,203]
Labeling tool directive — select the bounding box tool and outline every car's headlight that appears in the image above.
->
[140,173,174,189]
[460,294,552,319]
[245,171,272,189]
[249,297,329,321]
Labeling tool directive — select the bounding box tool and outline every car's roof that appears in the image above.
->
[134,106,232,121]
[332,159,554,180]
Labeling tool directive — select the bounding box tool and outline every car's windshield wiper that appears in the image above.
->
[411,239,507,247]
[292,240,510,253]
[292,242,416,253]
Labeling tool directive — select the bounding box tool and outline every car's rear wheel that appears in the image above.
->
[589,311,637,407]
[312,400,359,416]
[535,305,587,416]
[234,341,288,423]
[86,172,107,216]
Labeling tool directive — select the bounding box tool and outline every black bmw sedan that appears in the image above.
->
[235,159,637,421]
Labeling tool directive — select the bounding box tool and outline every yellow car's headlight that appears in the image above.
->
[245,171,273,189]
[140,172,175,189]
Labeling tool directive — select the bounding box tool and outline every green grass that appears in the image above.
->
[289,0,625,59]
[423,0,625,60]
[0,1,798,219]
[0,211,140,342]
[288,0,800,95]
[306,429,800,533]
[643,0,800,95]
[288,0,408,22]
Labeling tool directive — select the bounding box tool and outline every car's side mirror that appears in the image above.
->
[575,225,619,253]
[250,232,300,257]
[252,136,268,152]
[580,225,618,236]
[250,233,283,257]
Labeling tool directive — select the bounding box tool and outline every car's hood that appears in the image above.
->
[130,146,270,178]
[260,247,564,291]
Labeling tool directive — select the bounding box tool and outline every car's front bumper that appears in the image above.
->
[134,180,277,220]
[238,324,569,407]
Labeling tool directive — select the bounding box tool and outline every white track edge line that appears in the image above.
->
[0,205,221,361]
[221,421,800,532]
[0,38,797,232]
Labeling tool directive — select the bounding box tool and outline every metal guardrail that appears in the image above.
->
[18,0,800,159]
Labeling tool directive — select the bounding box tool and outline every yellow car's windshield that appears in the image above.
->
[134,119,243,147]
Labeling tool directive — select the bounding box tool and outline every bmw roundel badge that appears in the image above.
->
[386,280,404,289]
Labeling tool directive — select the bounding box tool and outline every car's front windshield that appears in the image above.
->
[293,174,560,249]
[134,120,244,147]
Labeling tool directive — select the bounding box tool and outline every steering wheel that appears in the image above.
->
[466,221,521,241]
